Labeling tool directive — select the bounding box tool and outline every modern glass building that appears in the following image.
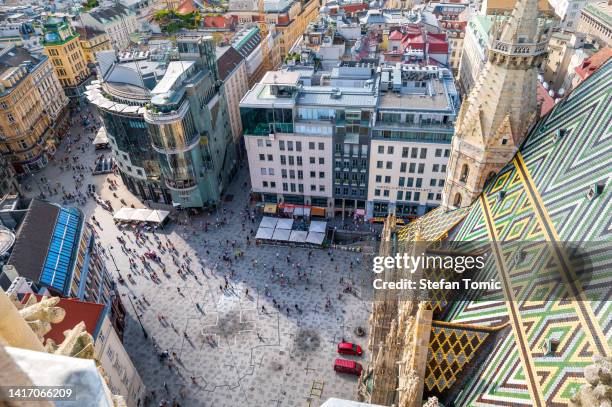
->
[87,50,173,204]
[143,35,237,208]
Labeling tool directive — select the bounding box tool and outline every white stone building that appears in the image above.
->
[78,4,138,50]
[366,65,459,218]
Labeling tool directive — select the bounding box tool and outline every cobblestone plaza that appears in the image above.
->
[22,106,372,406]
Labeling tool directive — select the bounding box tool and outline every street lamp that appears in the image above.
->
[109,251,148,338]
[127,294,148,339]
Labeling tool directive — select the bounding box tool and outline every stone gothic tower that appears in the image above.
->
[442,0,550,208]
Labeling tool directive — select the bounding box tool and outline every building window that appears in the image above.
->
[310,157,315,164]
[420,148,427,159]
[407,178,414,187]
[430,179,437,187]
[414,192,421,201]
[376,161,383,168]
[386,161,392,169]
[460,164,469,182]
[319,185,325,192]
[287,141,294,151]
[405,191,412,201]
[280,155,286,165]
[435,148,442,157]
[297,156,303,166]
[418,164,425,174]
[263,181,269,187]
[267,154,273,161]
[261,168,267,175]
[400,162,407,172]
[441,165,447,172]
[376,175,382,182]
[319,157,324,165]
[269,168,275,175]
[383,190,389,197]
[290,183,296,192]
[433,164,439,172]
[281,169,287,178]
[387,146,394,154]
[399,177,405,187]
[375,189,381,196]
[311,185,316,191]
[318,142,324,150]
[266,140,272,147]
[289,156,295,165]
[444,149,450,157]
[436,193,441,200]
[397,191,403,200]
[378,145,384,154]
[271,182,276,188]
[411,148,418,158]
[309,142,315,150]
[319,172,325,178]
[416,178,422,187]
[296,141,302,151]
[298,170,303,179]
[454,193,462,206]
[402,147,409,158]
[409,163,416,173]
[428,192,434,200]
[279,140,285,150]
[289,170,295,179]
[299,184,304,193]
[384,176,391,183]
[259,154,265,161]
[257,139,263,147]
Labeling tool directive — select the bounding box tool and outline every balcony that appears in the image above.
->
[165,178,198,191]
[489,39,548,56]
[144,100,189,124]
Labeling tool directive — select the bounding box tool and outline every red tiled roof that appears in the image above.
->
[574,48,612,81]
[536,82,555,117]
[427,33,449,54]
[204,16,228,28]
[389,30,403,40]
[176,0,197,14]
[22,294,105,345]
[342,3,368,13]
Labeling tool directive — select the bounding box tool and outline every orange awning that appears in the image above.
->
[263,204,277,214]
[311,207,326,217]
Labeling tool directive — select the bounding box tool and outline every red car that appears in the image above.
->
[337,342,363,356]
[334,358,363,376]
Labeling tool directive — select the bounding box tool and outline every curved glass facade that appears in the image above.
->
[100,110,161,176]
[148,111,198,151]
[158,151,197,189]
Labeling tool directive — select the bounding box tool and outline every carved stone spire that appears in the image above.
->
[442,0,550,209]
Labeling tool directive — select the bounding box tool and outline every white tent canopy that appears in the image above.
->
[93,128,109,145]
[255,227,274,240]
[113,208,169,224]
[309,221,327,234]
[306,232,325,245]
[260,216,279,229]
[276,218,294,230]
[272,228,291,241]
[289,230,307,243]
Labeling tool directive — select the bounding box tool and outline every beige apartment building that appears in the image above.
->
[217,46,250,150]
[0,46,68,173]
[577,1,612,47]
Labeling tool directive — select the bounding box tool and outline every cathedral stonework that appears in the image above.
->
[442,0,550,209]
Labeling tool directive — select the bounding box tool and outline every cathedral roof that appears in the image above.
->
[411,59,611,406]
